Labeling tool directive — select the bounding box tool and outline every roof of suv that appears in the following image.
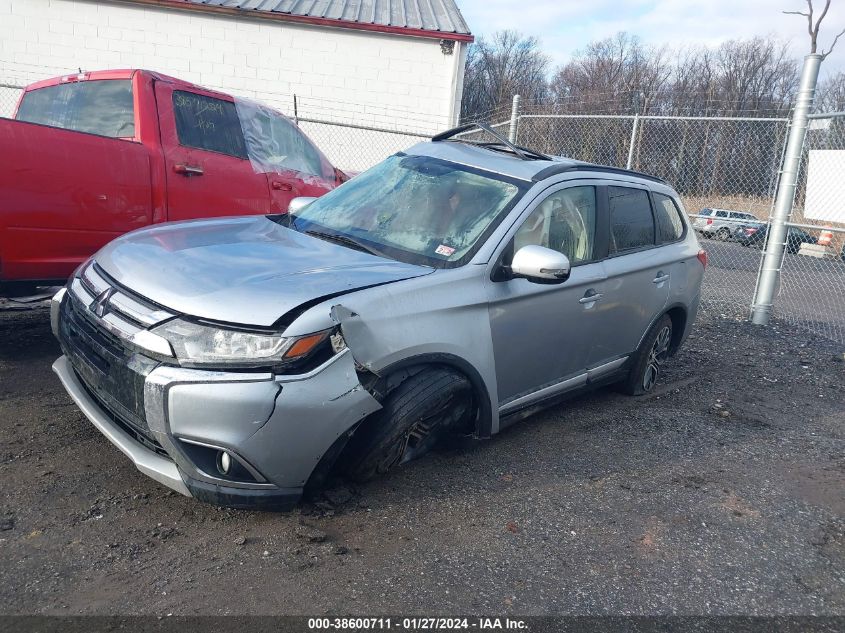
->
[408,127,668,187]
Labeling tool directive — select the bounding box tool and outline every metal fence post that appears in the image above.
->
[508,94,520,143]
[751,54,822,325]
[626,113,640,170]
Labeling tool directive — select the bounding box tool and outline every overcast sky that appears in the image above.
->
[457,0,845,78]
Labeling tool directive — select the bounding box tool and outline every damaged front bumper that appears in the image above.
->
[53,345,381,510]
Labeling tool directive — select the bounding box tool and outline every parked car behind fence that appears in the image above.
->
[692,208,760,241]
[733,222,818,254]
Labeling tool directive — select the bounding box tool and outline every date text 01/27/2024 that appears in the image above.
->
[307,617,529,630]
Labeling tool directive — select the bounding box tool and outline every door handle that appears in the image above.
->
[173,164,204,176]
[579,291,603,304]
[272,181,293,191]
[653,272,670,284]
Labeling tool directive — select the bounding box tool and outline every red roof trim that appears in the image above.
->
[116,0,474,42]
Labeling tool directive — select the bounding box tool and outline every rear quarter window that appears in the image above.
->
[16,79,135,138]
[653,193,685,243]
[608,186,655,253]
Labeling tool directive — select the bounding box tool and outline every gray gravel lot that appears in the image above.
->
[0,306,843,616]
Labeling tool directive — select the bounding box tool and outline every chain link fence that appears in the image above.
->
[515,114,791,324]
[0,83,21,117]
[514,112,845,344]
[771,113,845,343]
[297,118,429,173]
[2,73,843,343]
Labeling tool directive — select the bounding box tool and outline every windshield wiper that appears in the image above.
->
[305,230,385,257]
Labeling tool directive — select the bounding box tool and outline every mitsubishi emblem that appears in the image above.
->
[90,288,115,318]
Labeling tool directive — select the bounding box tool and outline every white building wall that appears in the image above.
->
[0,0,466,169]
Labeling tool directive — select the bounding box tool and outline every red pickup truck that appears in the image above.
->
[0,69,347,292]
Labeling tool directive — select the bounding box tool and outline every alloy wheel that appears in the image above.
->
[642,325,672,392]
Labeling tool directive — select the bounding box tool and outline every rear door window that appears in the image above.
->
[16,79,135,138]
[715,210,729,218]
[172,90,247,159]
[608,186,655,254]
[653,193,685,243]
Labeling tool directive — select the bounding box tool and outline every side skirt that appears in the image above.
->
[497,357,629,430]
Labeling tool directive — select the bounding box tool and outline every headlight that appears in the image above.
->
[151,318,332,368]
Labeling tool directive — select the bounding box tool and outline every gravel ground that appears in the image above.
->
[0,306,843,616]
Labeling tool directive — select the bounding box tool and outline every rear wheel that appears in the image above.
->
[344,368,474,482]
[716,227,731,241]
[619,315,673,396]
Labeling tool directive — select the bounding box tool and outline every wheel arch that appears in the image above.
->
[663,304,688,355]
[309,354,492,488]
[371,353,494,439]
[635,303,689,357]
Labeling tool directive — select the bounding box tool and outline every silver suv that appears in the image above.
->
[692,208,759,241]
[51,125,706,509]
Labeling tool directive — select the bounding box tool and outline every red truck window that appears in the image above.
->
[16,79,135,138]
[172,90,248,159]
[239,103,328,178]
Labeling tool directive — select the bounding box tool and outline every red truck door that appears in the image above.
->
[0,119,152,282]
[154,82,271,221]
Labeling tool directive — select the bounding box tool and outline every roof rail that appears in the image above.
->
[432,122,552,161]
[532,162,667,184]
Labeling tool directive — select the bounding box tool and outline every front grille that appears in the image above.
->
[58,262,176,454]
[74,367,168,456]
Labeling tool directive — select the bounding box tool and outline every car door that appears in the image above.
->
[1,79,152,281]
[154,82,271,221]
[487,183,608,410]
[237,101,340,213]
[586,184,671,366]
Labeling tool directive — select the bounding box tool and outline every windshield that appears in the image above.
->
[289,154,526,267]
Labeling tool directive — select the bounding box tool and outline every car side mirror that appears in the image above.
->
[288,196,317,214]
[510,245,571,283]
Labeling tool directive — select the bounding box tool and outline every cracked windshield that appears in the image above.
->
[289,154,523,265]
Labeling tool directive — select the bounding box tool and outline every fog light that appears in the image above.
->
[217,450,232,475]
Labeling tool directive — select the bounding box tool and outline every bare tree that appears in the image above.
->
[784,0,845,57]
[544,33,796,117]
[817,71,845,109]
[460,31,549,122]
[548,33,670,115]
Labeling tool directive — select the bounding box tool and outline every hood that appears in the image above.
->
[94,216,433,327]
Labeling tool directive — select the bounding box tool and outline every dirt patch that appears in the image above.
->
[0,308,843,615]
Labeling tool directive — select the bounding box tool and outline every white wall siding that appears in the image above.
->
[0,0,465,168]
